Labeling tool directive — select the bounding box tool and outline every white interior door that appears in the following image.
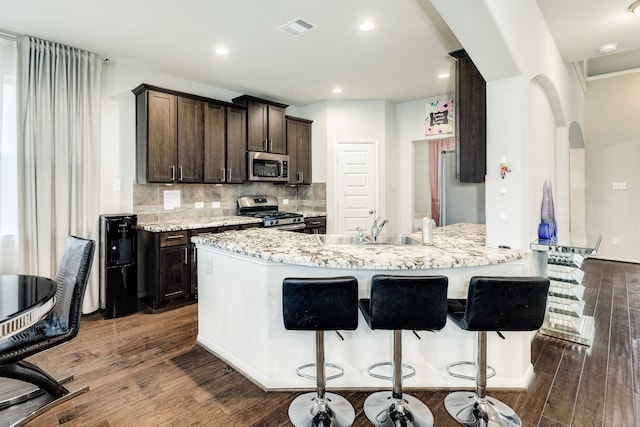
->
[335,140,377,233]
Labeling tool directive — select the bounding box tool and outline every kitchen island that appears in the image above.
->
[193,223,534,390]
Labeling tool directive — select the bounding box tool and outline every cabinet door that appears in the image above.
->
[158,245,188,302]
[452,50,486,183]
[203,103,226,183]
[287,117,312,184]
[226,106,247,183]
[286,119,299,184]
[247,101,268,152]
[147,91,177,183]
[297,121,312,184]
[177,97,204,182]
[267,105,286,154]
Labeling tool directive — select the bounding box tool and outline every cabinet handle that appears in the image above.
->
[171,165,176,181]
[179,166,184,181]
[192,246,197,262]
[221,168,226,182]
[310,221,322,225]
[300,171,304,183]
[184,247,188,264]
[268,139,273,152]
[227,169,231,181]
[166,234,185,240]
[263,139,268,152]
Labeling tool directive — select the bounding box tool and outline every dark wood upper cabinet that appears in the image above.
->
[137,90,177,183]
[176,97,204,183]
[232,95,288,154]
[449,49,486,183]
[286,116,312,185]
[203,103,246,183]
[225,106,247,183]
[134,84,247,184]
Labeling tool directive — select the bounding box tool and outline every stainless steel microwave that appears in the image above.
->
[247,151,289,182]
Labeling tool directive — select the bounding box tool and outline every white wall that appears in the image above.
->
[433,0,585,250]
[395,95,454,233]
[99,57,245,215]
[585,72,640,263]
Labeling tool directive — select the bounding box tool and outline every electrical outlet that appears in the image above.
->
[211,201,221,209]
[282,199,289,205]
[195,202,204,209]
[613,238,621,246]
[612,182,627,190]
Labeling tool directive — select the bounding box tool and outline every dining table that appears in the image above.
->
[0,274,57,340]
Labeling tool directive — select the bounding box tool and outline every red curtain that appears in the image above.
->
[429,137,455,226]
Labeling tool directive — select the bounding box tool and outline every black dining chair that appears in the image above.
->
[0,235,95,425]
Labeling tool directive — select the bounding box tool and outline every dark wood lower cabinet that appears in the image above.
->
[303,216,326,234]
[138,224,259,311]
[138,230,191,312]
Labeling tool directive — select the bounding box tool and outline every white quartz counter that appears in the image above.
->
[191,223,529,270]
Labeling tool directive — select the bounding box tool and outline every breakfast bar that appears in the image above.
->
[193,223,533,391]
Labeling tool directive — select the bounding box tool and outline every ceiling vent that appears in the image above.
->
[278,17,317,37]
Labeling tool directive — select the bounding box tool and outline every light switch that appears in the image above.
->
[112,179,121,191]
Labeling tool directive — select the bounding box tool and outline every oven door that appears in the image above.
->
[270,223,307,232]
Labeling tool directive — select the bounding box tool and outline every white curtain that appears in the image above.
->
[0,35,18,274]
[16,36,103,313]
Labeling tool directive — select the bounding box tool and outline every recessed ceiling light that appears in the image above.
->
[215,48,229,56]
[359,22,375,31]
[438,73,450,79]
[630,1,640,17]
[598,43,618,54]
[332,88,343,94]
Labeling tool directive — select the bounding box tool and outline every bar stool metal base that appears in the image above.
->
[444,391,521,427]
[363,391,434,427]
[288,392,355,427]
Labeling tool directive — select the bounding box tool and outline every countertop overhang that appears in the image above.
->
[193,223,530,270]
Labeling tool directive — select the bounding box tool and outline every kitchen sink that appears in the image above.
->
[362,234,422,245]
[314,234,363,245]
[315,234,422,246]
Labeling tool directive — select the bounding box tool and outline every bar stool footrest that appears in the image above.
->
[446,361,496,381]
[367,361,416,381]
[296,363,344,382]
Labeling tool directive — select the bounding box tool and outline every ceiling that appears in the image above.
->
[0,0,639,107]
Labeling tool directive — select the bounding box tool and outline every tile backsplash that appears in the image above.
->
[133,182,326,224]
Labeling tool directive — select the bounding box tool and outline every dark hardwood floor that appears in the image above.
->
[1,258,638,426]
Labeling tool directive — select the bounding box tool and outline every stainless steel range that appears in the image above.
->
[237,196,305,231]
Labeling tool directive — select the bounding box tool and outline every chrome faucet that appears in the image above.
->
[371,217,388,243]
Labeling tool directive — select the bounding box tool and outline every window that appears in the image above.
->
[0,35,18,273]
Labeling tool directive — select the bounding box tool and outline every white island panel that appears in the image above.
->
[195,227,534,391]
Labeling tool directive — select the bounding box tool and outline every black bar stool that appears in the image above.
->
[282,276,359,427]
[358,274,448,427]
[444,276,550,427]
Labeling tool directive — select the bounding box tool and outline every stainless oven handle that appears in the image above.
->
[272,223,307,231]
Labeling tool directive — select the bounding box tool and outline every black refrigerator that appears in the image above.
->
[100,214,138,319]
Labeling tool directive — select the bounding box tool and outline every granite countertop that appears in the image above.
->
[137,216,262,232]
[137,212,327,233]
[192,223,530,270]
